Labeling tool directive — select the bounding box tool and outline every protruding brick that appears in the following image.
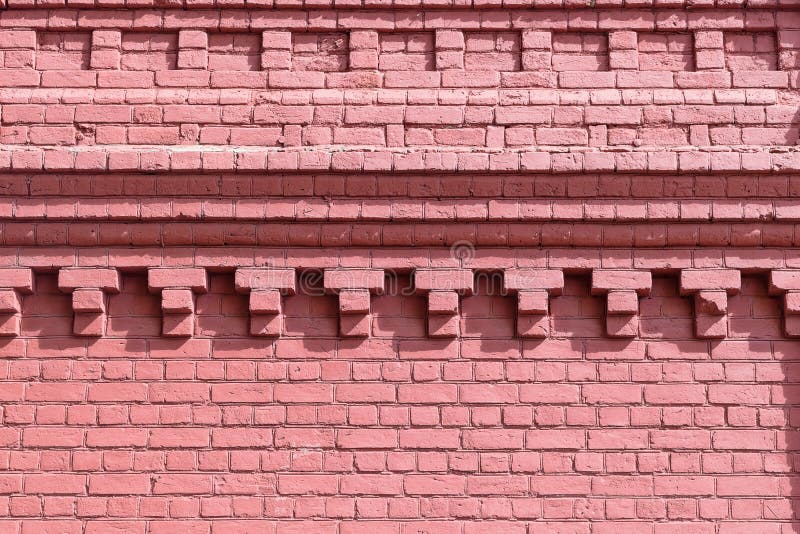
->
[249,289,282,315]
[695,31,725,70]
[235,268,296,337]
[178,30,208,49]
[235,268,296,293]
[414,269,473,295]
[680,269,740,339]
[591,270,651,338]
[324,269,384,338]
[90,30,121,70]
[768,270,800,337]
[262,31,292,50]
[148,268,208,293]
[436,30,465,70]
[0,289,21,314]
[58,268,120,337]
[428,290,459,315]
[769,269,800,293]
[178,30,208,70]
[0,268,32,338]
[680,269,741,295]
[592,270,652,296]
[324,269,384,293]
[349,30,378,70]
[339,289,370,315]
[504,269,564,294]
[148,268,208,338]
[161,289,194,314]
[609,31,638,70]
[59,268,120,293]
[503,269,563,339]
[72,288,104,313]
[0,268,34,294]
[262,31,291,70]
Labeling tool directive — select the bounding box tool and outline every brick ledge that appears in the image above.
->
[4,146,800,174]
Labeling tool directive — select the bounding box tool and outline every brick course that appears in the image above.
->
[1,1,800,532]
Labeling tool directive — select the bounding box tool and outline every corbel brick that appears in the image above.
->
[779,30,800,70]
[324,269,385,338]
[90,30,121,70]
[680,269,741,339]
[0,30,35,69]
[591,270,652,338]
[58,268,121,337]
[148,268,209,337]
[768,270,800,336]
[0,268,33,337]
[521,30,552,71]
[694,30,725,70]
[608,30,639,70]
[503,269,564,338]
[178,30,208,70]
[235,268,296,337]
[414,269,474,338]
[262,31,292,70]
[349,30,378,70]
[436,30,465,70]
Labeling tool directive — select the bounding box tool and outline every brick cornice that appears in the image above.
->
[0,3,791,12]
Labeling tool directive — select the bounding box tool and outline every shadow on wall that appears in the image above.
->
[5,270,800,529]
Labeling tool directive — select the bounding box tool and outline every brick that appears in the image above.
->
[680,269,741,294]
[58,268,120,292]
[324,269,384,293]
[0,5,798,533]
[414,269,473,294]
[148,268,209,292]
[591,270,652,295]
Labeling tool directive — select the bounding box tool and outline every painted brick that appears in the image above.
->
[1,4,800,533]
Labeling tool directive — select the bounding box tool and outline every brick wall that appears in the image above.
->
[1,0,800,532]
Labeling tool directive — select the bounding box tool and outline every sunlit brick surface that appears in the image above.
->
[2,1,800,532]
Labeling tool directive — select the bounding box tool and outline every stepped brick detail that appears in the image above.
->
[58,268,121,337]
[3,1,800,532]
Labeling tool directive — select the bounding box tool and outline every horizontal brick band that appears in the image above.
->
[1,0,785,8]
[3,222,800,248]
[0,8,789,26]
[3,146,800,173]
[0,245,792,271]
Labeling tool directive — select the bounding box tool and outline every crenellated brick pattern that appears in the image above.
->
[1,11,800,153]
[1,264,800,341]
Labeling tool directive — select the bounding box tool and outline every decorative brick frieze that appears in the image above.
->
[3,2,800,532]
[58,268,121,337]
[148,267,209,337]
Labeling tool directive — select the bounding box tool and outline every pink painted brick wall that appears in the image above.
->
[1,1,800,532]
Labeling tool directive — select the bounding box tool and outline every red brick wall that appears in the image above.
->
[1,1,800,532]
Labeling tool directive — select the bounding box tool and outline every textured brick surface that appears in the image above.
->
[2,1,800,532]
